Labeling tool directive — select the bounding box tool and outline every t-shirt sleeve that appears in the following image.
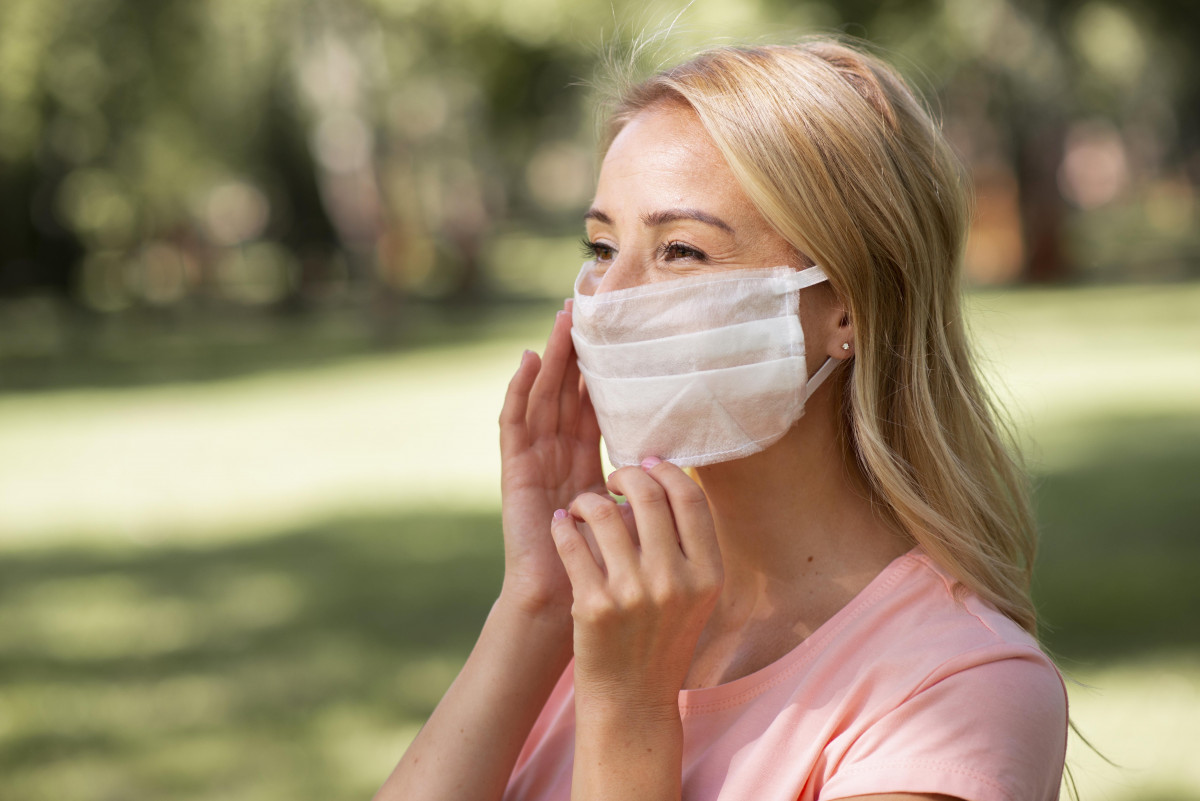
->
[819,649,1068,801]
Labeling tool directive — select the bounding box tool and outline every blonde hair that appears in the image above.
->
[603,38,1039,634]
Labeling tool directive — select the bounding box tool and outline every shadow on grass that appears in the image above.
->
[1033,411,1200,664]
[1,414,1196,799]
[0,510,506,800]
[0,509,506,685]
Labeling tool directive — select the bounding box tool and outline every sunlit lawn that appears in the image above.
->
[1,283,1198,800]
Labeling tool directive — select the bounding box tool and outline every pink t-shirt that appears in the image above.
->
[504,548,1067,801]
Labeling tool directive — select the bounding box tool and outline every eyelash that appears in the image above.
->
[579,238,707,262]
[580,237,614,261]
[658,241,707,261]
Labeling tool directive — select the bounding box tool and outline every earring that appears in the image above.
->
[841,343,850,351]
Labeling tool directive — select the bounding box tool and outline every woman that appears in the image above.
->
[378,37,1068,801]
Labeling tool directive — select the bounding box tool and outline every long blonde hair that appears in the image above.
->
[603,38,1039,634]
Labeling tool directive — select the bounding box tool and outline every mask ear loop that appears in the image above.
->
[790,264,838,400]
[804,356,841,399]
[790,264,828,288]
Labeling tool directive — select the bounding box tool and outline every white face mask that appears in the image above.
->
[571,261,839,469]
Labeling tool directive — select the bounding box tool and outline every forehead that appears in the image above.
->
[594,102,749,212]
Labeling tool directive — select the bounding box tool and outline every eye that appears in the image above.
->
[659,241,707,261]
[580,237,616,262]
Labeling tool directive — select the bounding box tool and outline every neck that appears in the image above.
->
[692,388,910,632]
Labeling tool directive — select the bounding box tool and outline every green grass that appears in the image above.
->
[1,283,1198,800]
[0,511,503,800]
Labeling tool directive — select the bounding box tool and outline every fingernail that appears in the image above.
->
[521,349,533,364]
[641,456,662,470]
[552,508,568,521]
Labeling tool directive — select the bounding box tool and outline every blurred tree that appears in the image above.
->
[0,0,1197,326]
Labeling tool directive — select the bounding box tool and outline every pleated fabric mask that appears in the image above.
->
[570,261,839,469]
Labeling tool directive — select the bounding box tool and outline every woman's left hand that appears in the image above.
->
[550,458,724,716]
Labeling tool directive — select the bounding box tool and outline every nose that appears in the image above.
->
[590,256,649,295]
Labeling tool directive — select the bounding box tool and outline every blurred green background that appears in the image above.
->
[1,0,1198,799]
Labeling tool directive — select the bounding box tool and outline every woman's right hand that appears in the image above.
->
[498,302,605,620]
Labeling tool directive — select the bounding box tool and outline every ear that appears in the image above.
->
[819,295,855,361]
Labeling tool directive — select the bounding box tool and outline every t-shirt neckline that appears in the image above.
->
[676,547,922,715]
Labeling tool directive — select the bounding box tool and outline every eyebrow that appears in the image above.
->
[584,207,735,235]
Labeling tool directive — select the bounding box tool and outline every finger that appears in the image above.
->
[569,491,639,577]
[498,350,539,457]
[641,459,720,570]
[615,502,638,546]
[574,519,607,571]
[551,509,605,591]
[605,466,679,564]
[527,311,573,438]
[584,501,639,550]
[558,331,582,437]
[568,380,603,492]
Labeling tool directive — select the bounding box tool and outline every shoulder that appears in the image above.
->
[812,550,1068,801]
[840,549,1069,743]
[835,549,1057,678]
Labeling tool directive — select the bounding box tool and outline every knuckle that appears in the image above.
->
[625,482,667,507]
[553,531,580,557]
[586,498,620,525]
[694,568,724,599]
[647,575,679,607]
[567,492,596,516]
[675,485,709,509]
[612,577,647,609]
[575,593,617,625]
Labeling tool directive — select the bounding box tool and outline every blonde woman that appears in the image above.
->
[377,38,1068,801]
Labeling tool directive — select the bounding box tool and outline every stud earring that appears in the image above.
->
[842,343,851,351]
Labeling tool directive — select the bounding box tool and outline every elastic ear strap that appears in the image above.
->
[792,265,828,288]
[805,355,842,398]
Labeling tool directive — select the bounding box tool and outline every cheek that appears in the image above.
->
[798,287,837,367]
[800,314,822,373]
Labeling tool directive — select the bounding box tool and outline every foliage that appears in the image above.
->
[1,0,1198,329]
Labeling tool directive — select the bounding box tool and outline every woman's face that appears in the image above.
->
[582,100,846,383]
[583,100,799,294]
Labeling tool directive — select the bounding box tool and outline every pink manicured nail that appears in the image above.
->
[552,508,568,521]
[641,456,662,470]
